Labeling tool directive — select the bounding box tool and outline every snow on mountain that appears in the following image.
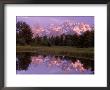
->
[32,21,93,37]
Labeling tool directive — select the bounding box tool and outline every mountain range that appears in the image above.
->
[32,21,94,37]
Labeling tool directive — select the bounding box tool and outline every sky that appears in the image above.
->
[16,16,94,29]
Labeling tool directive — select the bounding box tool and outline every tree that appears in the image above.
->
[16,21,33,45]
[79,30,94,48]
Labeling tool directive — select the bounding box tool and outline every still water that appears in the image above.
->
[16,52,94,74]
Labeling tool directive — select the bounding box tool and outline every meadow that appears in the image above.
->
[16,45,94,60]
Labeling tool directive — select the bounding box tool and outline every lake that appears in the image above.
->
[16,52,94,74]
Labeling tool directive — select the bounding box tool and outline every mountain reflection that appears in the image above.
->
[16,53,94,74]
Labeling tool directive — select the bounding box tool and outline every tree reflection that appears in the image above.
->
[16,52,31,71]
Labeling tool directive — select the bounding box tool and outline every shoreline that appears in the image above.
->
[16,45,94,60]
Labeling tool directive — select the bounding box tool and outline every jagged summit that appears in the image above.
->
[32,21,94,37]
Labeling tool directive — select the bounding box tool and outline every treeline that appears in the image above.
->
[16,21,94,48]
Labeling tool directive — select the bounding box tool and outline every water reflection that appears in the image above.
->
[16,52,94,74]
[16,53,31,71]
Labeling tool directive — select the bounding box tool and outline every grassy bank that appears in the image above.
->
[16,46,94,60]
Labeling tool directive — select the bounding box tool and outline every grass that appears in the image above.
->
[16,45,94,60]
